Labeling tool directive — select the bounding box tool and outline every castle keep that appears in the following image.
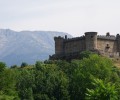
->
[50,32,120,60]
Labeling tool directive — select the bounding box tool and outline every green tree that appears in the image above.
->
[21,62,28,68]
[85,79,118,100]
[0,62,6,72]
[79,50,95,59]
[11,65,18,69]
[70,54,116,100]
[33,61,70,100]
[16,69,34,100]
[0,68,20,99]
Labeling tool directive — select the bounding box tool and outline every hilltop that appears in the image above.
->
[0,29,72,66]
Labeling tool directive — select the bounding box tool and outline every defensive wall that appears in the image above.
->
[50,32,120,60]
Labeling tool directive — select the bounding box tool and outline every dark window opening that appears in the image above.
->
[106,44,110,49]
[91,36,93,38]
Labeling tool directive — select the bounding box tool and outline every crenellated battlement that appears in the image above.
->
[50,32,120,60]
[64,35,85,42]
[54,36,64,40]
[97,35,116,40]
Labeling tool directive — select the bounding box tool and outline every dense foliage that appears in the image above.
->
[0,51,120,100]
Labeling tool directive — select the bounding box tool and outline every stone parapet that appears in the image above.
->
[64,35,85,42]
[97,35,116,40]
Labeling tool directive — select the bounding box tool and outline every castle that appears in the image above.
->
[50,32,120,60]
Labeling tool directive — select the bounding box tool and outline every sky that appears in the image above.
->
[0,0,120,37]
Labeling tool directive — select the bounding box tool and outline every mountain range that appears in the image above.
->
[0,29,72,66]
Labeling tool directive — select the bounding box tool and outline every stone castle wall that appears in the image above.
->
[64,36,86,54]
[97,38,117,56]
[50,32,120,60]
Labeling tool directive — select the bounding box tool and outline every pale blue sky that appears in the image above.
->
[0,0,120,36]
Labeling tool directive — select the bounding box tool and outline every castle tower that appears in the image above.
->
[54,36,64,55]
[116,34,120,55]
[85,32,97,50]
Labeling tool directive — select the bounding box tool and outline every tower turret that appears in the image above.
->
[85,32,97,50]
[54,36,64,55]
[116,34,120,55]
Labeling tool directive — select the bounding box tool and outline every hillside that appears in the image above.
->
[0,29,72,66]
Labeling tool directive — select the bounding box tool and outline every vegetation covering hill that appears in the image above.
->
[0,29,72,66]
[0,51,120,100]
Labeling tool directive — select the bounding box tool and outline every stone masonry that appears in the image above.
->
[50,32,120,60]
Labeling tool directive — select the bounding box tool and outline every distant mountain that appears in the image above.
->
[0,29,72,66]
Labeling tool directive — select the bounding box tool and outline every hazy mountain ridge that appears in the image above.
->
[0,29,72,66]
